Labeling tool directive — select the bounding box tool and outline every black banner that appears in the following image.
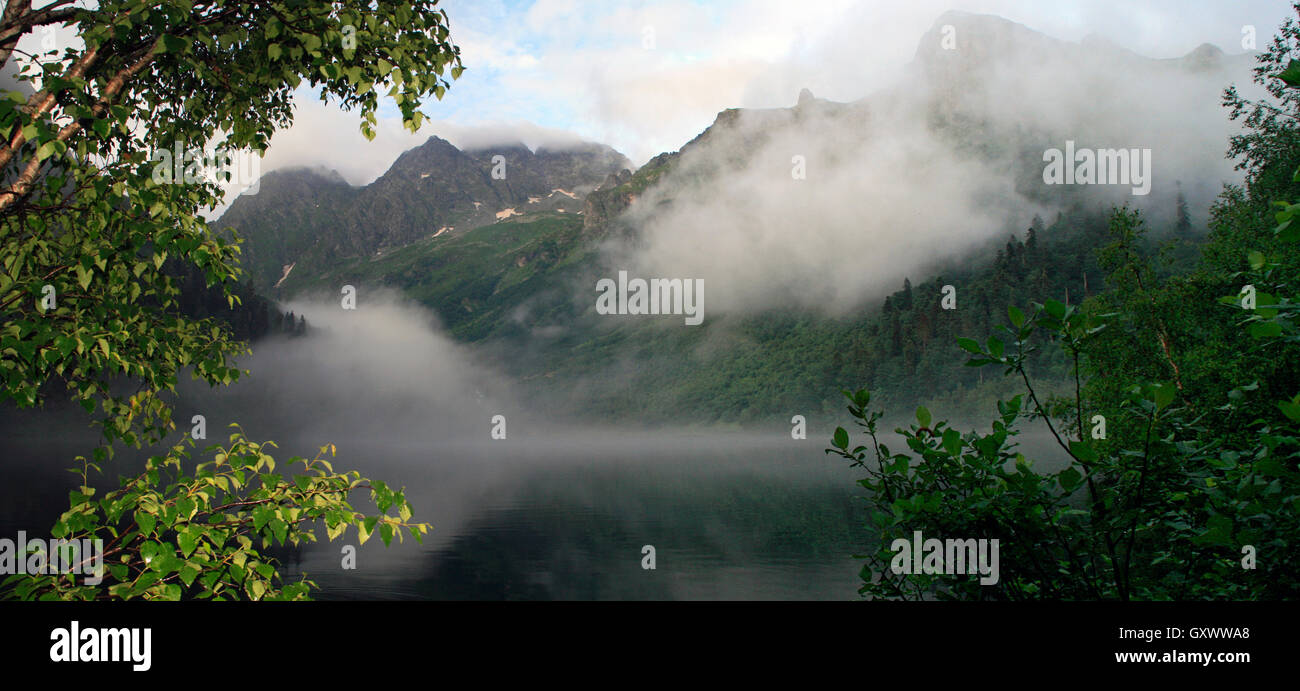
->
[0,601,1287,678]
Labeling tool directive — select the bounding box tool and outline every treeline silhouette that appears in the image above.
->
[170,260,307,341]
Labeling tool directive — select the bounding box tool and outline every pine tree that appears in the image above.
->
[1174,186,1192,238]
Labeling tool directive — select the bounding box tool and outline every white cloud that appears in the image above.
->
[219,0,1290,212]
[428,0,1290,165]
[597,9,1260,317]
[203,97,604,219]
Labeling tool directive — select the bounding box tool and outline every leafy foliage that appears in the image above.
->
[5,428,427,601]
[829,26,1300,600]
[831,277,1298,600]
[1,0,462,446]
[0,1,462,599]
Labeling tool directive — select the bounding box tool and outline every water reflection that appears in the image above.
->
[280,435,868,600]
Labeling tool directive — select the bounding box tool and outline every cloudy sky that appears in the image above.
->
[252,0,1292,188]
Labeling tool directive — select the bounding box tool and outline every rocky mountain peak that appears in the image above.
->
[214,134,629,292]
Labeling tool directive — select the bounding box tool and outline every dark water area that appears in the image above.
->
[283,435,868,600]
[0,412,870,600]
[0,404,1070,600]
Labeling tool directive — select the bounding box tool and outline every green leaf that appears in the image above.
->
[941,428,961,456]
[832,427,848,449]
[160,34,187,54]
[986,336,1004,359]
[270,518,288,544]
[252,506,271,532]
[1008,305,1025,328]
[1194,514,1234,546]
[1275,59,1300,88]
[956,337,981,354]
[1068,440,1097,464]
[915,406,932,428]
[1151,382,1176,411]
[135,510,156,537]
[177,529,197,558]
[1249,321,1283,340]
[1058,466,1082,491]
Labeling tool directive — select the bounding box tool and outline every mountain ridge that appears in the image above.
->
[213,135,630,292]
[218,10,1255,422]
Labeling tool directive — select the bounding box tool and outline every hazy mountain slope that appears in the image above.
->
[229,12,1256,424]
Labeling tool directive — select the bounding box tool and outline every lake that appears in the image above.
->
[0,418,871,600]
[277,433,870,600]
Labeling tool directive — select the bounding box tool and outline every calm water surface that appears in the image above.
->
[0,423,870,600]
[283,434,869,600]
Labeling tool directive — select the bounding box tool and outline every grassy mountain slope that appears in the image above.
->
[213,138,629,293]
[229,12,1238,425]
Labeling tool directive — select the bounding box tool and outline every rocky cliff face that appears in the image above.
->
[213,167,357,291]
[212,137,629,292]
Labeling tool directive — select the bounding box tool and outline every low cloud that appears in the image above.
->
[186,290,514,445]
[601,17,1258,317]
[253,102,602,186]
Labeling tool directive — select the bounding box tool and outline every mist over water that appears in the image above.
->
[0,290,1076,599]
[192,292,513,446]
[175,295,1070,599]
[55,294,872,598]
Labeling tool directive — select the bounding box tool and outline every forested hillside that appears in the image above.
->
[219,12,1246,427]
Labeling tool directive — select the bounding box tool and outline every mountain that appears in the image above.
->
[212,138,630,292]
[213,167,358,291]
[223,12,1256,424]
